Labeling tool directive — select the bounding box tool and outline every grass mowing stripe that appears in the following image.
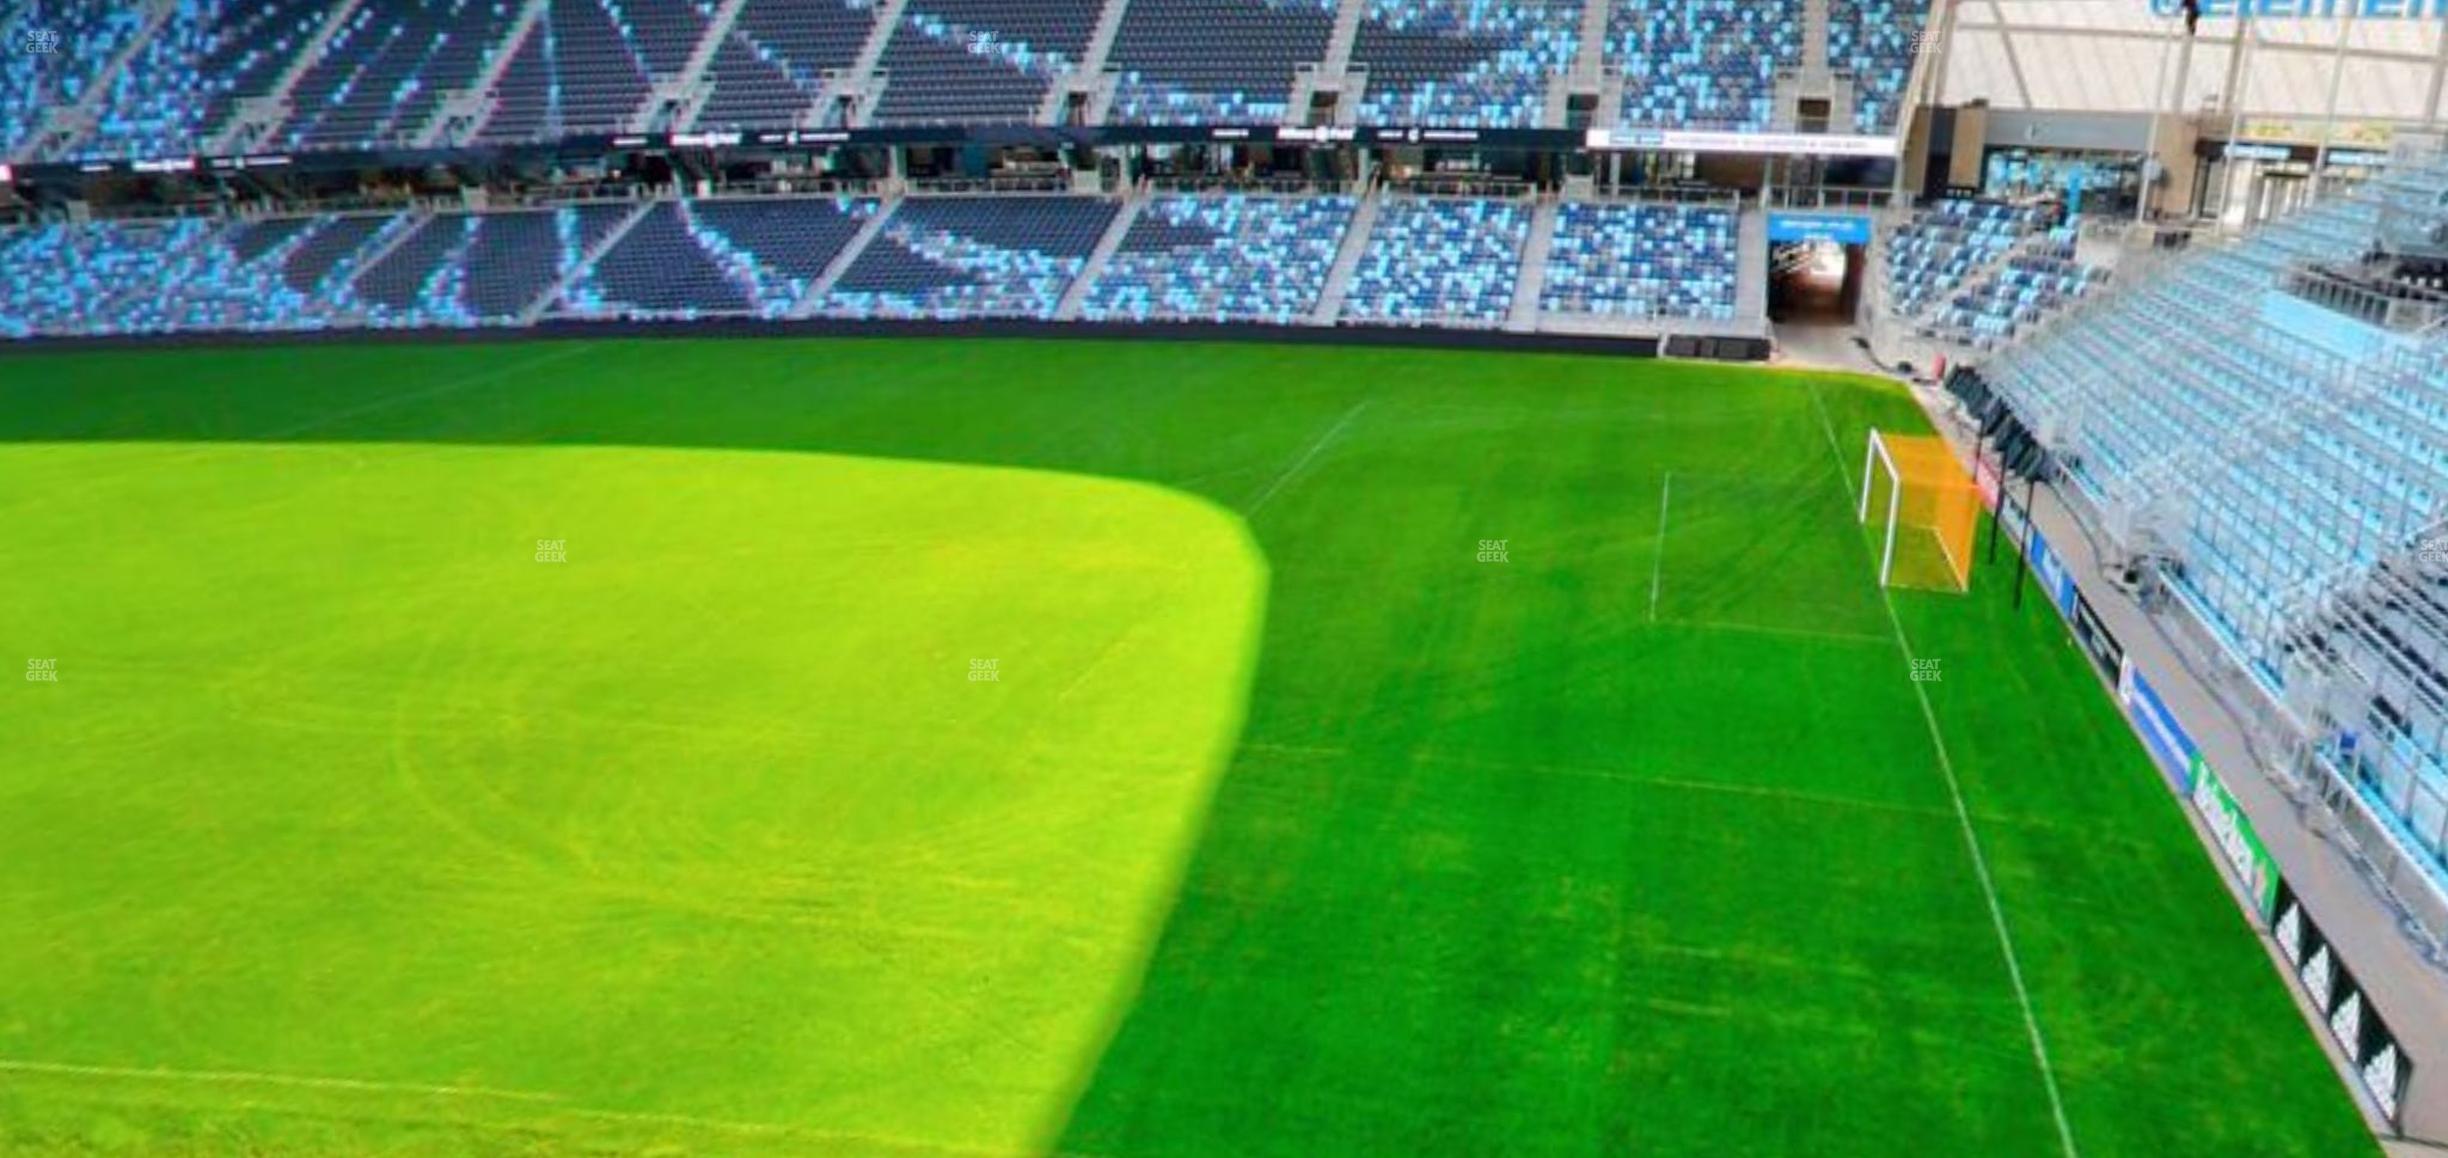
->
[1803,376,2082,1157]
[1243,398,1371,515]
[0,344,607,522]
[1239,742,1956,822]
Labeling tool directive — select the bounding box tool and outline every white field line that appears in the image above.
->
[1660,618,1890,647]
[1808,377,1855,494]
[1649,471,1672,621]
[263,341,601,440]
[1878,592,2081,1158]
[1244,398,1371,516]
[1804,380,2081,1158]
[0,1058,557,1103]
[0,1058,1056,1156]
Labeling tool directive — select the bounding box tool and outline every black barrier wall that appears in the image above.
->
[0,317,1740,362]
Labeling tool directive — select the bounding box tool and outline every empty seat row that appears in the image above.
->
[1608,0,1798,133]
[1080,194,1357,324]
[562,197,879,318]
[1340,195,1527,326]
[1351,1,1584,130]
[1105,0,1338,126]
[1540,201,1737,320]
[1885,197,2038,316]
[276,0,521,151]
[824,196,1115,319]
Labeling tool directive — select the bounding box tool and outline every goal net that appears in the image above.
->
[1858,429,1978,592]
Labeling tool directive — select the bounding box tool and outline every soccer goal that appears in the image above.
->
[1859,429,1979,592]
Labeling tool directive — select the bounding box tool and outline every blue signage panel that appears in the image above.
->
[1766,212,1875,246]
[2121,666,2199,793]
[2027,529,2079,619]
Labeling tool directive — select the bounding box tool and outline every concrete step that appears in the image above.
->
[1321,0,1367,76]
[214,0,368,155]
[529,200,658,322]
[1736,202,1769,323]
[1509,199,1560,331]
[1041,0,1134,124]
[1056,193,1143,320]
[1310,190,1383,325]
[436,0,549,145]
[793,197,902,317]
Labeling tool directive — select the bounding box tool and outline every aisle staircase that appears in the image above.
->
[1311,190,1385,325]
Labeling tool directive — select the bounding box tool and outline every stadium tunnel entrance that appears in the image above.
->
[1767,237,1864,326]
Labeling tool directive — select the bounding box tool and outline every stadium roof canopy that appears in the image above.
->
[1937,0,2448,134]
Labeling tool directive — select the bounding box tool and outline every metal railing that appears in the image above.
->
[2285,267,2448,335]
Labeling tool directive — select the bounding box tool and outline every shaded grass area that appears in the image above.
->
[0,338,2375,1156]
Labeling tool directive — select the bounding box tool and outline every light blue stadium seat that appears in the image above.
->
[1539,201,1736,320]
[1340,196,1527,326]
[1351,1,1583,129]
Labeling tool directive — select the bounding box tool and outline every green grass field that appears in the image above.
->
[0,338,2374,1157]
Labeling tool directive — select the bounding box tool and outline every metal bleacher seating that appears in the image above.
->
[695,0,880,130]
[1539,200,1737,320]
[1339,195,1528,327]
[4,0,1950,154]
[1983,149,2448,882]
[1349,0,1585,130]
[1928,224,2106,350]
[824,196,1117,319]
[1105,0,1338,126]
[1079,194,1357,324]
[477,0,663,144]
[873,1,1103,126]
[556,197,880,319]
[275,0,520,151]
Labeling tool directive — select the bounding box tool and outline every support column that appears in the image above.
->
[2309,2,2360,197]
[2139,14,2177,223]
[2218,10,2258,225]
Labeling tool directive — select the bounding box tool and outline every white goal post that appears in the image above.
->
[1857,428,1978,593]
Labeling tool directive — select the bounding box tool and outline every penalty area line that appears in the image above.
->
[1649,471,1672,622]
[0,1058,558,1103]
[1244,399,1371,517]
